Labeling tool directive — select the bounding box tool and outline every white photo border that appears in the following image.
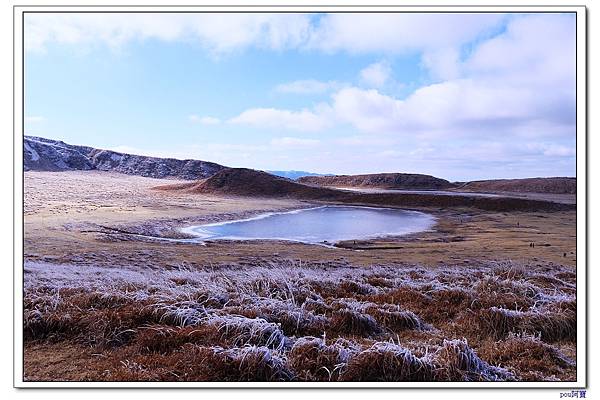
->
[13,3,587,389]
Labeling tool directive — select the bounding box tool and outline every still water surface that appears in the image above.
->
[183,206,435,244]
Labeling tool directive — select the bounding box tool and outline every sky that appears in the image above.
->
[24,12,576,181]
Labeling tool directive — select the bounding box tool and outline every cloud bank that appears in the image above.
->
[26,12,576,179]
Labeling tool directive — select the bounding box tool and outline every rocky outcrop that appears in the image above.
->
[24,136,226,180]
[24,136,94,171]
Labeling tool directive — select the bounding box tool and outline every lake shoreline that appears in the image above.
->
[181,205,437,245]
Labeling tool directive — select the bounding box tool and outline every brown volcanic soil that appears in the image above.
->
[456,177,576,194]
[155,168,343,199]
[299,172,454,190]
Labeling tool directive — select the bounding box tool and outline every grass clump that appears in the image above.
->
[288,336,353,381]
[478,334,575,381]
[432,339,515,382]
[477,306,576,341]
[207,315,289,350]
[170,344,294,381]
[226,298,328,337]
[341,342,433,381]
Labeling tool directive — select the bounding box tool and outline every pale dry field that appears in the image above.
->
[22,171,578,382]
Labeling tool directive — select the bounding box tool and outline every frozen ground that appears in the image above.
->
[24,259,576,382]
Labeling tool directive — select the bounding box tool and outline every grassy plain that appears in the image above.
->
[22,171,577,382]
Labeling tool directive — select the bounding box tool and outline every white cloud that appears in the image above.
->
[189,115,221,125]
[270,137,320,148]
[524,143,576,158]
[25,13,313,53]
[23,13,508,89]
[332,87,403,133]
[229,107,330,132]
[359,61,392,88]
[25,13,505,56]
[466,14,574,81]
[26,13,575,179]
[307,13,505,54]
[274,79,341,95]
[109,145,169,158]
[331,77,572,139]
[335,135,394,147]
[542,145,575,157]
[421,47,461,81]
[224,14,574,147]
[331,14,575,140]
[109,142,269,164]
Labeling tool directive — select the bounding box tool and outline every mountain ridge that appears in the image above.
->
[298,172,454,190]
[24,136,227,180]
[456,178,576,194]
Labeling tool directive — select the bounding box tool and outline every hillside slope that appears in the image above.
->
[156,168,573,212]
[156,168,343,199]
[24,136,226,180]
[457,178,576,194]
[298,173,454,190]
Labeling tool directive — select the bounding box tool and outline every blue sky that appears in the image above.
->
[24,13,576,181]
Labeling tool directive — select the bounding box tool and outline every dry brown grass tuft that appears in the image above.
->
[340,342,434,381]
[432,339,515,381]
[364,303,428,332]
[366,286,435,320]
[24,310,80,341]
[135,325,210,354]
[109,344,295,382]
[225,299,328,337]
[477,334,575,381]
[175,344,294,381]
[207,315,289,350]
[329,308,382,337]
[476,306,576,342]
[339,280,375,296]
[288,336,353,381]
[301,297,332,315]
[79,305,160,348]
[473,276,541,310]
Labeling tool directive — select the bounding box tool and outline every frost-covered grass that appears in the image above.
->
[23,260,576,382]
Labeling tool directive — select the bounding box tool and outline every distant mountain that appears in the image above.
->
[298,173,455,190]
[299,172,576,195]
[24,136,227,180]
[155,168,343,199]
[456,178,576,194]
[266,170,331,180]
